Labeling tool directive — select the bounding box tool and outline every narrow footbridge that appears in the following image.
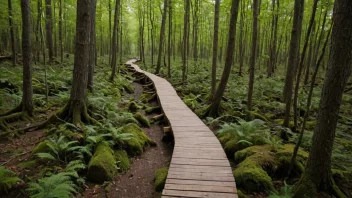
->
[126,59,237,198]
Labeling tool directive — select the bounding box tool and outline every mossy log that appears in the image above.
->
[134,112,151,127]
[114,150,130,172]
[87,142,117,183]
[145,106,161,114]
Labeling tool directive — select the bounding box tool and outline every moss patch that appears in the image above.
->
[31,142,50,155]
[114,150,130,172]
[127,101,142,112]
[134,112,151,127]
[154,167,168,192]
[145,106,161,114]
[87,142,117,183]
[120,123,155,156]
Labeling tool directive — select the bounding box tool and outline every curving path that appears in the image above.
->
[126,59,237,198]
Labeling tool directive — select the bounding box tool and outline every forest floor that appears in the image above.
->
[82,82,173,198]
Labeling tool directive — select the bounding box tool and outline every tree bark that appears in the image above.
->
[110,0,121,81]
[8,0,16,66]
[21,0,33,116]
[247,0,259,112]
[167,0,172,78]
[293,1,352,197]
[182,0,190,83]
[211,0,221,96]
[59,0,63,63]
[283,0,304,127]
[45,0,54,64]
[155,0,168,74]
[87,0,96,92]
[208,0,240,117]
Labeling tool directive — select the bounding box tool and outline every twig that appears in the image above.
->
[1,150,31,165]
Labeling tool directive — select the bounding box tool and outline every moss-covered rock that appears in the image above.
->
[154,167,168,192]
[145,106,161,114]
[127,101,142,112]
[120,123,155,156]
[87,142,117,183]
[114,150,130,172]
[275,144,308,175]
[32,142,50,155]
[134,112,151,127]
[274,119,294,128]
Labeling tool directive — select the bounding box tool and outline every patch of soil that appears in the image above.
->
[83,82,173,198]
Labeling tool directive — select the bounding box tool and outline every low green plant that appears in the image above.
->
[26,172,78,198]
[217,119,268,146]
[268,182,293,198]
[0,166,22,194]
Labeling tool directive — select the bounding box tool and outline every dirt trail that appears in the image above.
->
[108,82,173,198]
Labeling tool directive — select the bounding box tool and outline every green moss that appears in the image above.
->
[120,123,155,156]
[223,138,249,157]
[134,112,151,127]
[233,145,277,193]
[145,106,161,114]
[127,101,142,112]
[218,133,232,145]
[305,121,316,130]
[123,84,134,94]
[154,167,168,192]
[32,142,50,155]
[274,119,294,128]
[114,150,130,172]
[87,142,117,183]
[238,190,248,198]
[18,160,38,169]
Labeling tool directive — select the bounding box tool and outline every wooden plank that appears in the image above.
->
[170,158,230,166]
[166,179,236,187]
[162,190,238,198]
[167,172,235,182]
[170,164,233,171]
[170,167,232,174]
[165,184,237,193]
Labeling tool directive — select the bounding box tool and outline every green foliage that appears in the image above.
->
[114,150,130,172]
[268,183,293,198]
[87,142,117,183]
[0,166,22,194]
[154,167,168,192]
[26,172,78,198]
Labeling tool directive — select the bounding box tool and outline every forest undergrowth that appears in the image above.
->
[0,56,171,198]
[142,55,352,197]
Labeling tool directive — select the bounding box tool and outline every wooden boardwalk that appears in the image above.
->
[126,59,237,198]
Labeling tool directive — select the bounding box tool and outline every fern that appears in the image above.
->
[0,166,22,194]
[268,183,293,198]
[26,172,78,198]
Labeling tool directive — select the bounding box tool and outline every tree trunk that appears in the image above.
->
[238,0,245,76]
[59,0,63,62]
[87,0,96,92]
[8,0,16,66]
[211,0,220,96]
[45,0,54,64]
[208,0,240,117]
[167,0,172,78]
[292,0,318,129]
[282,0,304,127]
[109,0,121,81]
[21,0,33,115]
[182,0,190,83]
[155,0,168,74]
[193,0,199,61]
[247,0,259,112]
[293,1,352,197]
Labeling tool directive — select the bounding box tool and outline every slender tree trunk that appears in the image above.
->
[59,0,63,62]
[45,0,54,64]
[88,0,96,92]
[292,0,318,128]
[167,0,172,78]
[247,0,259,112]
[8,0,16,66]
[238,0,245,76]
[108,0,111,66]
[283,0,304,127]
[109,0,121,81]
[155,0,168,74]
[150,0,155,66]
[182,0,190,83]
[293,1,352,197]
[211,0,220,96]
[208,0,240,117]
[193,0,199,61]
[21,0,33,115]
